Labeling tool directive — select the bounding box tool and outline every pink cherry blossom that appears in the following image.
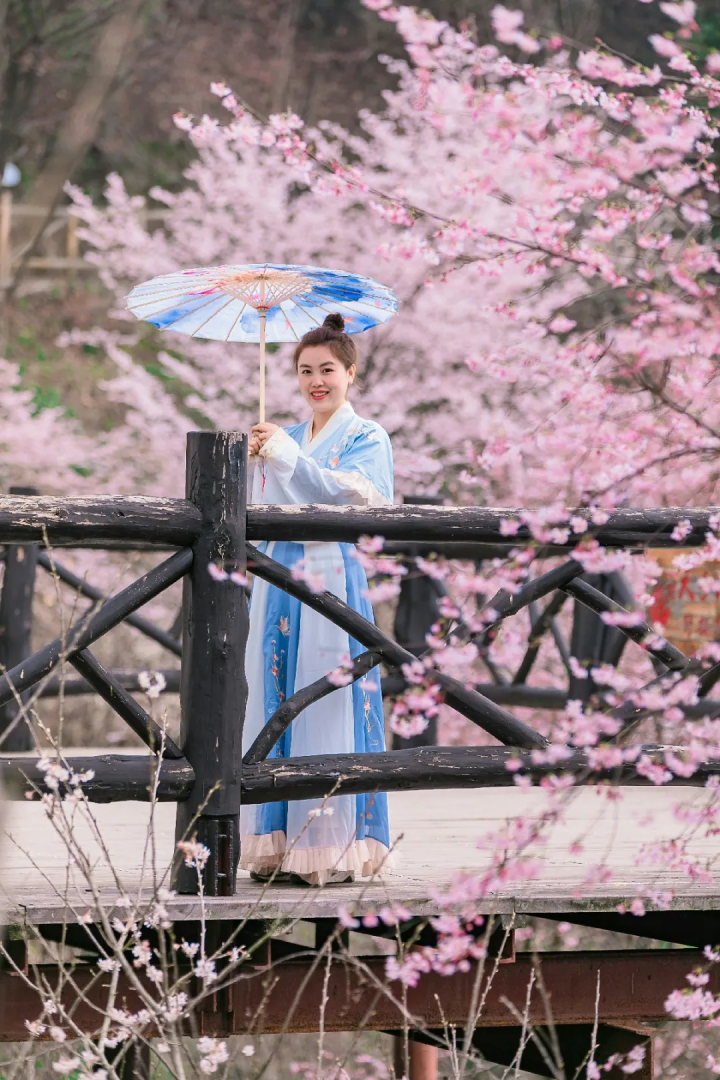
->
[659,1,697,25]
[649,34,684,58]
[338,906,360,929]
[327,655,355,687]
[490,5,524,42]
[291,560,326,594]
[548,315,577,334]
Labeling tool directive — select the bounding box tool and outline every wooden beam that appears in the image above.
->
[64,216,78,260]
[37,668,180,697]
[0,495,201,546]
[4,743,714,805]
[513,591,568,684]
[563,578,689,672]
[225,949,711,1033]
[0,549,192,708]
[30,669,720,717]
[0,753,193,802]
[243,650,383,764]
[238,743,720,804]
[248,544,547,750]
[539,910,720,950]
[0,950,698,1041]
[381,678,720,718]
[68,648,183,759]
[383,540,512,560]
[246,504,720,547]
[9,205,168,220]
[24,256,92,271]
[0,499,718,549]
[37,551,182,657]
[476,560,584,646]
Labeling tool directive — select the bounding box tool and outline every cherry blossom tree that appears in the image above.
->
[57,0,720,748]
[61,0,720,519]
[4,8,720,1076]
[0,359,97,494]
[258,0,720,510]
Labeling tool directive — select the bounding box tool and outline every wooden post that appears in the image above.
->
[392,495,445,750]
[394,1038,438,1080]
[65,214,78,259]
[174,432,248,895]
[568,574,627,702]
[109,1041,150,1079]
[568,579,601,703]
[0,486,38,751]
[0,189,12,292]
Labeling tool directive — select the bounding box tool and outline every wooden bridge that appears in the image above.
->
[1,430,719,1078]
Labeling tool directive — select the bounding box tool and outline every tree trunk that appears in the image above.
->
[9,0,146,289]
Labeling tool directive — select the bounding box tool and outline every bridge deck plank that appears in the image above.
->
[1,779,717,924]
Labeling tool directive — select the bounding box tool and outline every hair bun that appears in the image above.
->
[323,313,345,332]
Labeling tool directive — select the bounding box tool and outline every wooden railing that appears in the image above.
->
[0,194,169,285]
[1,430,720,896]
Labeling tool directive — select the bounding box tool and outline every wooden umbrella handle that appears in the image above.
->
[258,310,266,425]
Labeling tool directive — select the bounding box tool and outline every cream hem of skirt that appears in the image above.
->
[240,830,394,886]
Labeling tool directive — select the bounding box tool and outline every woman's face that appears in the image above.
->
[297,345,355,417]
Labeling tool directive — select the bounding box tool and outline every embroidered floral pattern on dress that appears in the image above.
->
[269,636,286,711]
[315,418,386,489]
[335,423,360,459]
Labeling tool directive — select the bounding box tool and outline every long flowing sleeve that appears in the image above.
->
[259,423,393,507]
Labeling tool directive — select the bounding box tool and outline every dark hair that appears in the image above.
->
[293,313,358,371]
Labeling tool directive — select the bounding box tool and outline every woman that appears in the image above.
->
[242,313,393,886]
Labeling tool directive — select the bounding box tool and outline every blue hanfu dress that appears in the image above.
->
[241,400,394,885]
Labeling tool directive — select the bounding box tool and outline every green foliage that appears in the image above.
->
[30,385,61,414]
[15,328,48,366]
[144,361,177,383]
[695,8,720,56]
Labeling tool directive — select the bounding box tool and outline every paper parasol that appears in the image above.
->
[126,262,399,421]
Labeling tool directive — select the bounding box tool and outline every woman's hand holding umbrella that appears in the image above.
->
[249,422,279,456]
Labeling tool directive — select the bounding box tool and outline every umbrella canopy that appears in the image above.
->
[126,262,397,342]
[126,262,398,420]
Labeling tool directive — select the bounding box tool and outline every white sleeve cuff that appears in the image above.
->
[260,428,300,477]
[330,468,394,507]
